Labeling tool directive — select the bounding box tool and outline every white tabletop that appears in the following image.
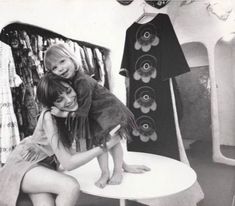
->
[65,151,196,200]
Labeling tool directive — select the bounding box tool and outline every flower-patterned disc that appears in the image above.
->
[135,24,159,52]
[134,54,157,83]
[133,86,157,113]
[132,116,158,142]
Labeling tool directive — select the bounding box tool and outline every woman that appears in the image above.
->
[0,73,149,206]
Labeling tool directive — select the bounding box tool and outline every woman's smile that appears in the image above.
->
[65,97,77,110]
[53,83,79,112]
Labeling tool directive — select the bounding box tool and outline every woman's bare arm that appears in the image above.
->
[42,111,120,171]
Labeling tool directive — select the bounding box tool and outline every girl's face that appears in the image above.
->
[53,83,78,112]
[50,56,76,79]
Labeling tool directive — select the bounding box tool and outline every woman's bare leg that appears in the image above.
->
[109,141,123,185]
[21,166,80,206]
[95,152,110,188]
[29,193,55,206]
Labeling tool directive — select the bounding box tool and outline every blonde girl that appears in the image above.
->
[44,44,149,188]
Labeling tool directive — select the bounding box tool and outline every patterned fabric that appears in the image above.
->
[0,41,21,164]
[120,13,189,160]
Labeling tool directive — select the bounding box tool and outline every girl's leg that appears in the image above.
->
[21,166,80,206]
[95,152,110,188]
[109,140,123,185]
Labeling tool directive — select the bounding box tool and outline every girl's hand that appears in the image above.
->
[51,106,69,118]
[123,162,151,173]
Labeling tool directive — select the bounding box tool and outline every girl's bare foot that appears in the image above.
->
[95,172,110,188]
[108,170,123,185]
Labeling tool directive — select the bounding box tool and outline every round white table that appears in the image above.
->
[65,152,196,206]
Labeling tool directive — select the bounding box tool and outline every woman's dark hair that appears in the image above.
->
[37,72,68,108]
[37,72,74,148]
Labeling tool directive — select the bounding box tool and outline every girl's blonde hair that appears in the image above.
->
[44,43,80,71]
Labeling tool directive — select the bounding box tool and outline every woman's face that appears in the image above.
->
[53,83,78,112]
[50,56,76,79]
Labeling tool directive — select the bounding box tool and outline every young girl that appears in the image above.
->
[44,43,140,188]
[0,73,149,206]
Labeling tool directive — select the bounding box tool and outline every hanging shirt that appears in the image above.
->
[120,13,190,160]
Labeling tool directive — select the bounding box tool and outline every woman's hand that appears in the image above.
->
[106,135,121,150]
[51,106,69,118]
[105,125,121,149]
[123,162,151,173]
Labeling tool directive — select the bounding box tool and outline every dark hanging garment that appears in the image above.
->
[120,13,190,160]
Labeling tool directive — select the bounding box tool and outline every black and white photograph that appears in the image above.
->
[0,0,235,206]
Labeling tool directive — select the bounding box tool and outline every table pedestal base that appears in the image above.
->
[120,199,126,206]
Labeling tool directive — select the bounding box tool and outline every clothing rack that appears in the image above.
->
[0,22,109,53]
[0,22,111,139]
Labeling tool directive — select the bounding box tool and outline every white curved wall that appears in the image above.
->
[215,38,235,145]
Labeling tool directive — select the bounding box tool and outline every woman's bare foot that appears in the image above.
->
[95,172,110,188]
[108,170,123,185]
